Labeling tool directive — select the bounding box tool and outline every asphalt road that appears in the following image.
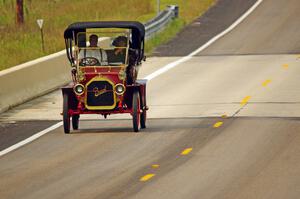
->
[1,0,300,198]
[153,0,257,56]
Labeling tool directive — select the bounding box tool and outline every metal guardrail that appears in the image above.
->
[145,5,179,39]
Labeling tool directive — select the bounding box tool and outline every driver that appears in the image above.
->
[79,34,108,65]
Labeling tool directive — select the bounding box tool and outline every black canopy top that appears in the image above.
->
[63,21,145,64]
[64,21,145,39]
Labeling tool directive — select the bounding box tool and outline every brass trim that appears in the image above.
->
[114,83,126,95]
[85,77,117,110]
[73,84,85,96]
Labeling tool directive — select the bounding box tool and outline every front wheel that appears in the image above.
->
[72,114,79,130]
[132,91,140,132]
[63,93,70,134]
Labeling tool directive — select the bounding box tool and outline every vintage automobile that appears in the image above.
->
[62,21,148,133]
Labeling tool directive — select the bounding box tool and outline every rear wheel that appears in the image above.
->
[140,109,146,129]
[72,114,79,130]
[63,93,70,134]
[132,91,140,132]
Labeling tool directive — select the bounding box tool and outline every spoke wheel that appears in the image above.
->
[132,91,140,132]
[72,114,79,130]
[63,93,70,134]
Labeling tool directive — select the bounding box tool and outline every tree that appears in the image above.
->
[16,0,24,25]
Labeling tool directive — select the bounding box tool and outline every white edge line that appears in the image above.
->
[0,122,62,157]
[144,0,263,81]
[0,0,263,157]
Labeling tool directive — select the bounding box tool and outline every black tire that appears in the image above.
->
[132,91,140,132]
[72,114,79,130]
[140,109,146,129]
[63,93,70,134]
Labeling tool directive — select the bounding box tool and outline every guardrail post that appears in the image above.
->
[168,5,179,18]
[157,0,160,15]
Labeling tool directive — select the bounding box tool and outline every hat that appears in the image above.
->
[112,36,128,46]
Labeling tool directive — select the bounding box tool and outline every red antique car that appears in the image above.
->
[62,21,147,133]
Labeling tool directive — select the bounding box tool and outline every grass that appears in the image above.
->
[145,19,185,54]
[0,0,215,71]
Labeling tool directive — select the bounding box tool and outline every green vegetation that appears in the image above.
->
[145,19,185,54]
[0,0,215,71]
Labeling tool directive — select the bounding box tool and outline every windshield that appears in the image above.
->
[75,31,130,67]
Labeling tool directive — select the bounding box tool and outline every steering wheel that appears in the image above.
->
[79,57,100,66]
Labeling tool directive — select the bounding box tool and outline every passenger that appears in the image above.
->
[111,36,128,64]
[112,36,137,84]
[79,34,108,65]
[113,36,127,54]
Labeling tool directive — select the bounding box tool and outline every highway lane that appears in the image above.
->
[1,0,300,198]
[2,53,300,198]
[200,0,300,55]
[153,0,257,56]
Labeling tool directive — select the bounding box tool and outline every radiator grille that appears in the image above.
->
[86,80,115,109]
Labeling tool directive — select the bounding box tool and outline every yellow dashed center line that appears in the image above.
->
[140,174,155,182]
[213,121,223,128]
[221,114,228,118]
[262,79,272,87]
[181,148,193,155]
[241,96,251,106]
[151,164,160,169]
[282,64,289,69]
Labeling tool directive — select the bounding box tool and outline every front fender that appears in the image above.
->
[61,85,78,110]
